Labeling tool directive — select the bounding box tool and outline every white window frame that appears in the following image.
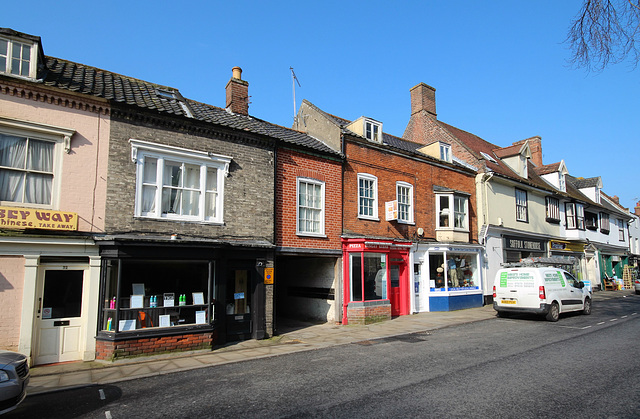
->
[0,117,73,209]
[130,139,231,224]
[396,181,413,224]
[364,119,381,143]
[0,35,38,79]
[436,193,468,231]
[357,173,378,220]
[515,188,528,222]
[296,177,325,237]
[600,212,610,233]
[565,202,585,230]
[618,219,625,241]
[545,196,560,222]
[440,143,451,162]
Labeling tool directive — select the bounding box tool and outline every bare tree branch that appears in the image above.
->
[567,0,640,71]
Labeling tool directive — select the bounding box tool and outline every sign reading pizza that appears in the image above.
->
[0,206,78,231]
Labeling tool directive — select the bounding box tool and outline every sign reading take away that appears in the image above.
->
[0,206,78,231]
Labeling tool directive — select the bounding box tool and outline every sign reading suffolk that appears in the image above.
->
[0,206,78,231]
[503,235,546,252]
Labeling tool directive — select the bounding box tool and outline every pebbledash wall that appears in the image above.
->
[275,147,343,324]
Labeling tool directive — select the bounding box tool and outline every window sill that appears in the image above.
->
[296,232,327,238]
[135,215,224,225]
[358,216,380,221]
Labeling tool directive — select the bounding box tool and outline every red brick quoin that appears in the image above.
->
[95,332,212,361]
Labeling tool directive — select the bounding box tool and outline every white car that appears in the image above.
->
[634,277,640,295]
[493,267,592,322]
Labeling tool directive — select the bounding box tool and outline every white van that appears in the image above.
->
[493,267,592,322]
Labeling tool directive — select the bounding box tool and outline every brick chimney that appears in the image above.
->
[226,66,249,115]
[612,195,620,205]
[635,202,640,217]
[410,83,436,117]
[403,83,441,145]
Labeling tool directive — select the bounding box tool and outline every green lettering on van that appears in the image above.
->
[500,272,508,287]
[556,271,565,287]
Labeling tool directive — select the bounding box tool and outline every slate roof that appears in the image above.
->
[7,49,340,157]
[535,162,561,176]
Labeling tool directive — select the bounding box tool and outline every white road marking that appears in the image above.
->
[597,322,605,325]
[99,389,106,400]
[105,411,112,419]
[610,318,618,322]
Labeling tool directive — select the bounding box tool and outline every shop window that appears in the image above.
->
[545,197,560,223]
[100,259,213,333]
[565,202,585,230]
[297,177,324,236]
[515,188,528,222]
[396,182,413,224]
[131,139,231,224]
[357,173,378,219]
[429,252,479,291]
[436,193,468,230]
[350,252,387,302]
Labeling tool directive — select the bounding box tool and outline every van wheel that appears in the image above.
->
[546,302,559,322]
[582,298,592,315]
[496,311,509,318]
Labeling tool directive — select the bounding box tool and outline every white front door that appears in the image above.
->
[34,269,86,365]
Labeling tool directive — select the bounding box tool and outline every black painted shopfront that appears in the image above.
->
[95,238,273,359]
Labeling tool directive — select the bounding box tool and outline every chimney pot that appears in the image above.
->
[232,66,242,80]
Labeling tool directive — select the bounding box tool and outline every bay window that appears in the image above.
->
[545,196,560,223]
[436,193,469,230]
[131,139,231,224]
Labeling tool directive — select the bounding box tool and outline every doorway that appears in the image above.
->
[225,269,253,341]
[389,254,408,317]
[34,269,86,365]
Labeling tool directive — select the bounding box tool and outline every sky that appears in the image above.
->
[3,0,639,210]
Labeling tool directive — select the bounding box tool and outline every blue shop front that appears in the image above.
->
[413,244,484,312]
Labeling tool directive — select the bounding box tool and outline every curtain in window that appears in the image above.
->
[181,164,200,216]
[162,161,182,214]
[25,140,53,204]
[454,197,465,228]
[0,134,26,202]
[141,157,157,214]
[205,168,218,218]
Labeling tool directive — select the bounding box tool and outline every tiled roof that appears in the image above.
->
[535,162,561,175]
[569,175,601,189]
[493,143,523,158]
[37,56,340,156]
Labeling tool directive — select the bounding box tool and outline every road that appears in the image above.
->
[8,295,640,418]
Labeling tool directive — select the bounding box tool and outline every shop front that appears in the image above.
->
[549,240,587,286]
[95,238,273,361]
[503,235,547,263]
[341,238,411,325]
[413,244,483,312]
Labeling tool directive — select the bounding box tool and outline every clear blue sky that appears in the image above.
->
[3,0,638,210]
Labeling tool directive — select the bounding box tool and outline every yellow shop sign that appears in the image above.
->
[0,206,78,231]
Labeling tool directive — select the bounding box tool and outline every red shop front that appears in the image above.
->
[342,238,411,325]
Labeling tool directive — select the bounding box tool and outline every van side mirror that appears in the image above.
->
[577,281,585,289]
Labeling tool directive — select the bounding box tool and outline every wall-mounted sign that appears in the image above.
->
[503,235,546,252]
[550,241,585,252]
[385,200,398,221]
[264,267,274,284]
[0,206,78,231]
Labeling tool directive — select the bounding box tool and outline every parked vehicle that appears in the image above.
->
[634,277,640,295]
[0,350,30,415]
[493,267,592,322]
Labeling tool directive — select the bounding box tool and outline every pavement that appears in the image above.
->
[26,289,637,395]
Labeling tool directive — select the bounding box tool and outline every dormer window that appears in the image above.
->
[0,36,36,78]
[440,143,451,162]
[364,119,381,143]
[558,172,566,192]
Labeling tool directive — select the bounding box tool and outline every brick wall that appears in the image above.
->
[95,331,212,361]
[0,256,24,351]
[106,112,275,241]
[346,303,391,325]
[275,148,342,249]
[343,138,477,241]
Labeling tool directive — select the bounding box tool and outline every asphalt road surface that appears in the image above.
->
[9,295,640,418]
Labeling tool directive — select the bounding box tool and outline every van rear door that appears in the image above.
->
[495,268,539,309]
